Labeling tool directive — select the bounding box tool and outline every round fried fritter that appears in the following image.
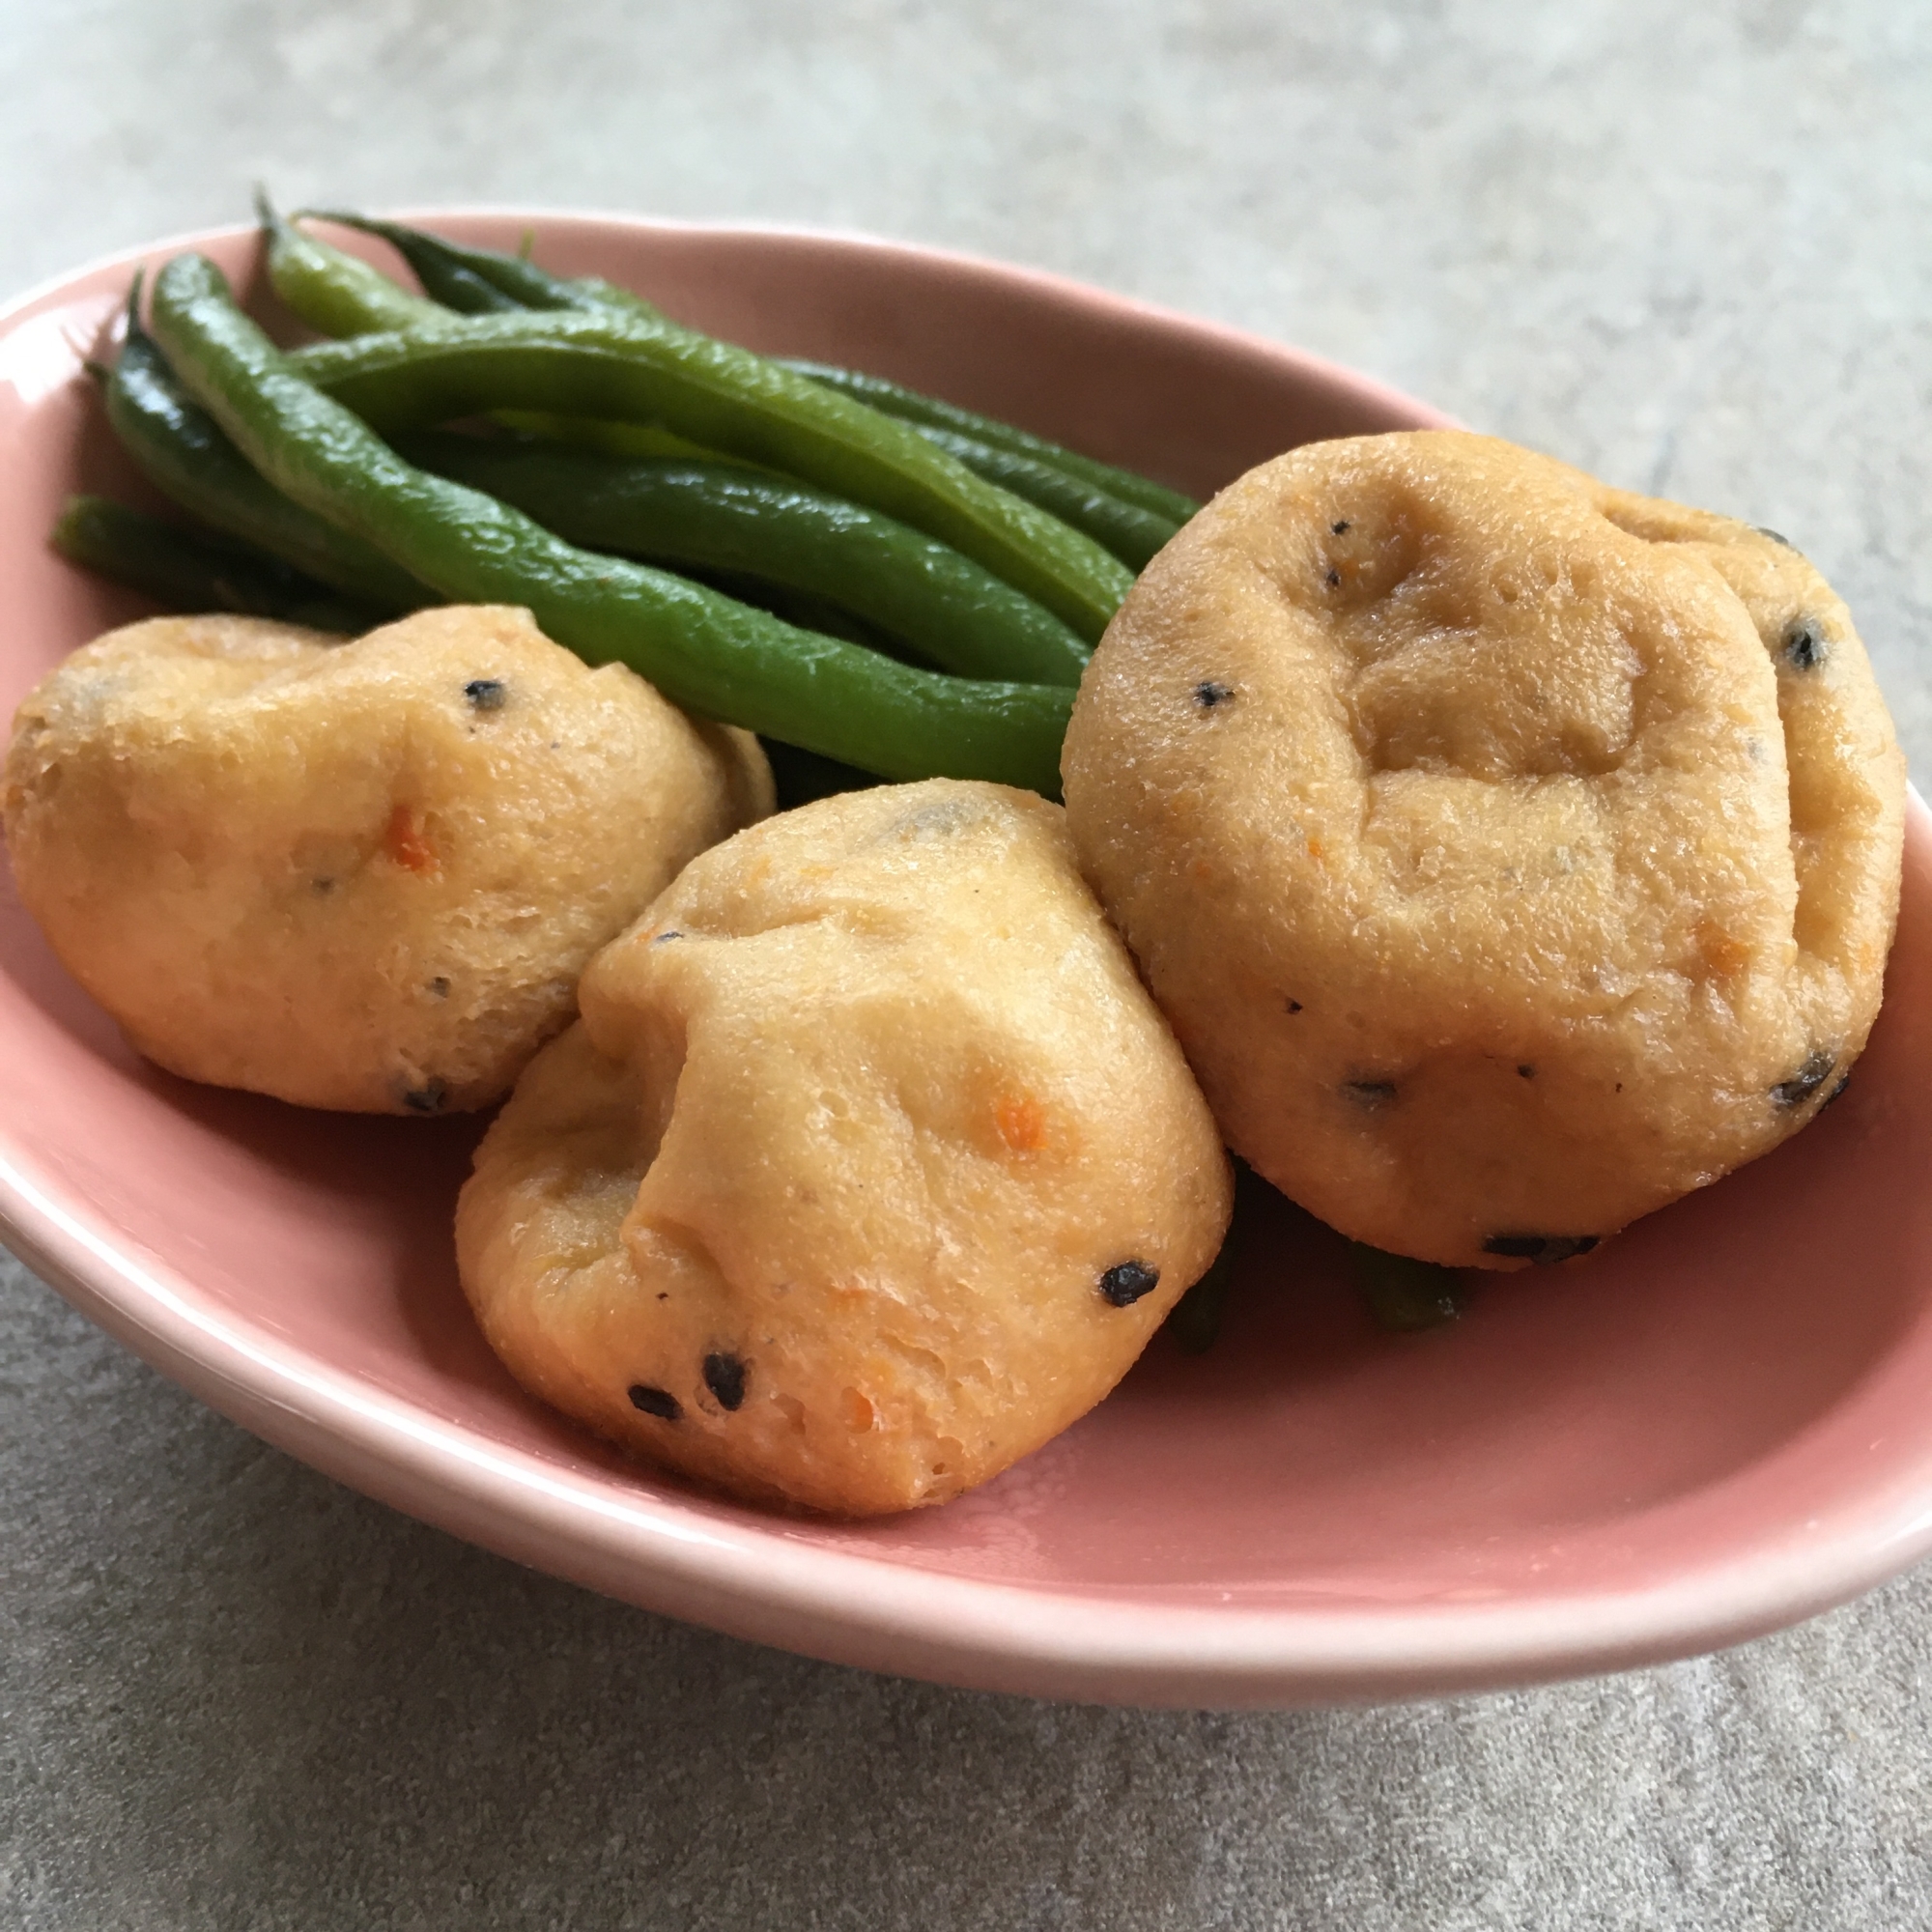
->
[456,779,1232,1516]
[1062,430,1906,1268]
[2,605,771,1113]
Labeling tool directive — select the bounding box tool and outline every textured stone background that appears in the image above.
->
[4,3,1930,1926]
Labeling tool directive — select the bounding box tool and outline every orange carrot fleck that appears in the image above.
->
[995,1093,1047,1154]
[384,803,438,875]
[1694,919,1749,981]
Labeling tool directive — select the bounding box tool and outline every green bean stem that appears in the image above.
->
[148,252,1072,792]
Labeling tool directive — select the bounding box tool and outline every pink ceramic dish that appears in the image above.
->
[4,215,1931,1710]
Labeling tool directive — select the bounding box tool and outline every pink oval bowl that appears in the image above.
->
[3,214,1930,1709]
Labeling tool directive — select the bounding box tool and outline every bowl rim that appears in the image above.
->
[3,213,1927,1709]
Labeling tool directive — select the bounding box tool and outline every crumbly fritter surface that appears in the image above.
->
[2,606,771,1112]
[457,780,1232,1515]
[1062,431,1906,1267]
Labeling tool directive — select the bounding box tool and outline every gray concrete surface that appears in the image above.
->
[4,2,1931,1925]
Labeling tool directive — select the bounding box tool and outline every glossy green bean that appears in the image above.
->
[781,357,1202,526]
[149,252,1073,792]
[284,310,1135,642]
[292,212,1193,554]
[50,494,384,633]
[906,423,1177,569]
[258,217,741,471]
[104,288,427,612]
[258,191,439,337]
[305,211,665,323]
[401,433,1090,686]
[1350,1244,1473,1332]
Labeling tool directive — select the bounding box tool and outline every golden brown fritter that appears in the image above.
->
[1063,431,1905,1267]
[2,605,771,1112]
[457,780,1232,1515]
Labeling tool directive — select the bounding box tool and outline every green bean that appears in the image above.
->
[906,423,1177,570]
[781,358,1202,526]
[1166,1229,1239,1355]
[696,571,896,655]
[149,252,1072,792]
[400,433,1091,686]
[321,217,522,315]
[50,494,384,633]
[104,285,427,613]
[257,190,439,337]
[1350,1244,1473,1332]
[490,411,746,466]
[761,739,880,811]
[284,310,1134,643]
[1163,1156,1260,1354]
[303,211,665,324]
[257,217,743,473]
[366,222,1201,533]
[297,211,1194,554]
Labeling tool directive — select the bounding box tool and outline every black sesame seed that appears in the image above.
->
[1772,1047,1836,1108]
[464,677,507,710]
[1099,1260,1160,1307]
[1781,617,1828,671]
[1324,568,1342,587]
[1344,1078,1397,1108]
[1823,1071,1852,1109]
[1482,1234,1600,1264]
[1331,520,1350,535]
[1518,1065,1535,1079]
[428,976,451,1000]
[627,1384,681,1420]
[1194,679,1235,709]
[1753,526,1793,548]
[401,1078,447,1115]
[702,1352,748,1410]
[651,929,684,945]
[1286,998,1304,1014]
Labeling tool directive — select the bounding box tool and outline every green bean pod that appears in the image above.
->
[104,290,427,612]
[257,219,744,470]
[1350,1244,1473,1333]
[906,423,1177,570]
[51,494,385,633]
[148,252,1072,793]
[285,212,1195,554]
[258,191,440,337]
[402,433,1091,686]
[490,411,742,466]
[781,357,1203,526]
[364,226,1202,532]
[305,211,665,324]
[283,309,1134,642]
[323,219,523,315]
